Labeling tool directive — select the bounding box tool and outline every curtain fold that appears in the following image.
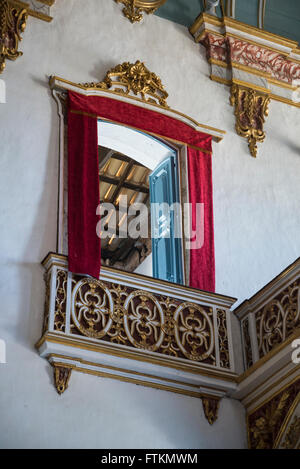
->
[68,91,212,152]
[187,147,215,292]
[68,106,101,278]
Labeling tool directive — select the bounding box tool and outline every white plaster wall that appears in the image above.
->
[2,0,300,449]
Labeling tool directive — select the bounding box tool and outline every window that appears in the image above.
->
[97,120,185,284]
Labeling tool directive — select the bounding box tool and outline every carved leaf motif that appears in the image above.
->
[0,1,28,73]
[81,60,169,108]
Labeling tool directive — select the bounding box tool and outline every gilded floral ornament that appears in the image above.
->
[201,396,220,425]
[82,60,169,108]
[0,0,28,73]
[114,0,166,24]
[230,83,270,158]
[53,365,72,394]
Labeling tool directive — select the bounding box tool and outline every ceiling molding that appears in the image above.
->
[190,13,300,157]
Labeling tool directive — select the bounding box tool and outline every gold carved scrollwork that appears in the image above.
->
[72,278,114,339]
[123,290,164,351]
[201,396,220,425]
[174,303,214,361]
[70,278,218,366]
[54,270,68,332]
[114,0,166,24]
[53,365,72,395]
[242,316,253,369]
[256,280,300,358]
[0,0,28,73]
[217,309,230,368]
[230,83,270,158]
[82,60,169,108]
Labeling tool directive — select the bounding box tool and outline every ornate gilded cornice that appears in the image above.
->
[190,13,300,157]
[115,0,166,24]
[82,60,169,108]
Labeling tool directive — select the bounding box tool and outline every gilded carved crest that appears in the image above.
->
[82,60,169,108]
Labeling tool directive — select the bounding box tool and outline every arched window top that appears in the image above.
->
[98,120,174,170]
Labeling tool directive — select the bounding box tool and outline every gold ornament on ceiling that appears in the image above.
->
[0,0,28,74]
[114,0,167,23]
[82,60,169,108]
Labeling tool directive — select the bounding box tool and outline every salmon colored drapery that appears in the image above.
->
[67,91,215,291]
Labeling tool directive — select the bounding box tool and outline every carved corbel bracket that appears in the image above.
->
[190,13,300,158]
[0,0,28,73]
[201,396,220,425]
[53,364,72,394]
[114,0,166,24]
[0,0,55,75]
[230,83,270,158]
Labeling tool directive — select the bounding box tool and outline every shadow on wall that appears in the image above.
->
[15,76,59,351]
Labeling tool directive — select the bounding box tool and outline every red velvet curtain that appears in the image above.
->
[67,91,215,291]
[187,147,215,292]
[68,107,101,278]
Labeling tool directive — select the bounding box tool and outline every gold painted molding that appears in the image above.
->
[115,0,166,23]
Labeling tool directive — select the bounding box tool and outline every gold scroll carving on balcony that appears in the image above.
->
[256,279,300,358]
[230,83,270,158]
[0,0,28,73]
[82,60,169,108]
[64,276,229,367]
[114,0,166,24]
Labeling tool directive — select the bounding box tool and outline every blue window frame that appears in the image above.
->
[149,152,184,284]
